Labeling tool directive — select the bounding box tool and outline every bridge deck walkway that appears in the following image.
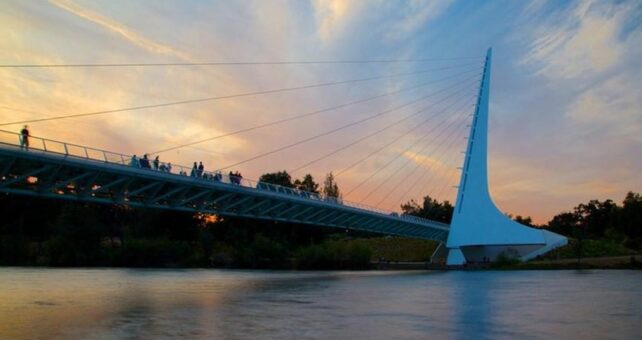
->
[0,130,449,241]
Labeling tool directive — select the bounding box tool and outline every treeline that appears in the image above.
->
[400,192,642,257]
[0,171,375,269]
[0,194,374,268]
[1,165,639,268]
[545,192,642,250]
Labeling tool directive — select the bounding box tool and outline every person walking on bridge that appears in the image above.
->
[19,125,29,151]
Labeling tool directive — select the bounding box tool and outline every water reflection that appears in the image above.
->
[0,268,640,339]
[450,272,493,337]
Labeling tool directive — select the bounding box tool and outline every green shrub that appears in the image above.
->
[294,240,372,269]
[491,251,521,268]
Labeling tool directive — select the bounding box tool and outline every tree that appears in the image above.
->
[514,215,534,227]
[621,191,642,249]
[259,171,294,188]
[323,172,341,201]
[400,195,453,223]
[574,199,618,238]
[546,212,579,236]
[294,174,319,193]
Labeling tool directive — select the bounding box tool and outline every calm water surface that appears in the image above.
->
[0,268,640,339]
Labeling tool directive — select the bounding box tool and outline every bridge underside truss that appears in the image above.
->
[0,148,449,242]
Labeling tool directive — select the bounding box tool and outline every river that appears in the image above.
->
[0,268,640,339]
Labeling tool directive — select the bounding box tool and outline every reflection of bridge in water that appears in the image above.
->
[0,48,566,263]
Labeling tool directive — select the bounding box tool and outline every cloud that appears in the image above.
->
[2,0,639,222]
[311,0,358,43]
[522,0,630,79]
[48,0,194,61]
[384,0,453,41]
[502,0,642,222]
[566,73,642,143]
[402,150,456,177]
[522,0,549,17]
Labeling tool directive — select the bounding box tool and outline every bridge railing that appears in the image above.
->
[0,129,448,227]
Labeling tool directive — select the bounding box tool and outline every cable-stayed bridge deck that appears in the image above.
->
[0,130,449,242]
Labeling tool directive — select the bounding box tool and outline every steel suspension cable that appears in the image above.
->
[429,148,468,206]
[363,105,471,205]
[388,122,471,211]
[397,77,486,211]
[0,56,482,68]
[409,131,469,217]
[333,89,476,179]
[343,98,475,198]
[409,128,468,204]
[288,79,479,174]
[0,105,228,156]
[148,66,481,155]
[213,74,480,172]
[397,128,470,219]
[0,63,479,127]
[375,118,471,209]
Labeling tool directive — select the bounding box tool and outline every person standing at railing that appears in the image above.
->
[130,155,139,168]
[198,162,204,177]
[191,162,198,177]
[230,171,242,185]
[140,154,151,169]
[229,171,241,184]
[19,125,29,151]
[153,156,160,170]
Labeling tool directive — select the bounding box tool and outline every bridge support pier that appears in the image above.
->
[445,248,466,265]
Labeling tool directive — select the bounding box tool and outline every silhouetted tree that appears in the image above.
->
[294,174,319,193]
[547,212,579,236]
[323,172,341,200]
[514,215,534,227]
[259,170,294,188]
[574,199,618,238]
[400,195,453,223]
[620,192,642,249]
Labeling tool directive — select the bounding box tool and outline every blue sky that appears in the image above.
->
[1,0,641,222]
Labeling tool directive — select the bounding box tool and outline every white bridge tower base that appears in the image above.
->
[445,48,567,265]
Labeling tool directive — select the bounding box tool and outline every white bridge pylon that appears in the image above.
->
[443,48,567,265]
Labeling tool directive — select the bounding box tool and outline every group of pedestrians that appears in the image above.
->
[17,127,250,188]
[202,171,222,182]
[189,161,229,183]
[130,154,172,173]
[190,161,204,177]
[229,171,243,185]
[128,153,244,185]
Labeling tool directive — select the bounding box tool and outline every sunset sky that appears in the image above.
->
[1,0,640,223]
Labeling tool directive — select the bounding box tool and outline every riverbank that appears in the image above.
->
[371,255,642,270]
[509,255,642,270]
